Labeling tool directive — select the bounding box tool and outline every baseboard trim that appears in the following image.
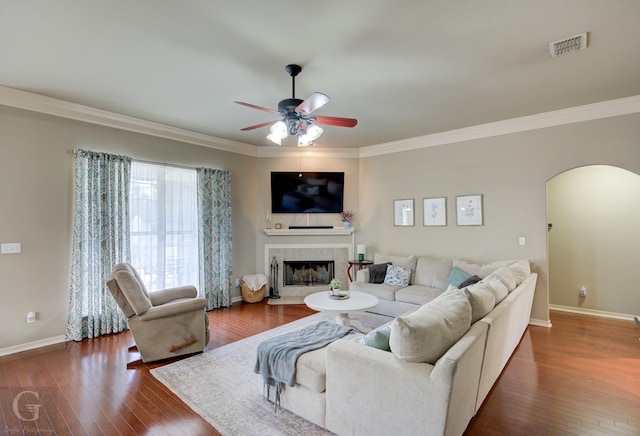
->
[549,304,635,321]
[0,335,67,358]
[529,318,552,328]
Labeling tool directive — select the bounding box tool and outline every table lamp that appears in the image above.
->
[357,244,366,262]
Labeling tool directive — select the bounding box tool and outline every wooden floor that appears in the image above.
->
[1,304,639,436]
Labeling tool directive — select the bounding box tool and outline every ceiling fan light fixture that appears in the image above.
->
[298,124,323,147]
[267,121,288,145]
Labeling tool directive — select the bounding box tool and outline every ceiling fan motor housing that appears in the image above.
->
[278,98,303,114]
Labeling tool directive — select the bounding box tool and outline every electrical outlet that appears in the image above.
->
[579,286,587,298]
[235,278,240,287]
[518,236,526,246]
[1,243,21,254]
[26,311,36,323]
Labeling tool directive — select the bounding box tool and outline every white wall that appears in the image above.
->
[357,113,640,324]
[0,106,257,349]
[548,165,640,315]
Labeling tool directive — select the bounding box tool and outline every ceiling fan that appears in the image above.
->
[235,64,358,146]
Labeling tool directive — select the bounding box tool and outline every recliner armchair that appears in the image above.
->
[106,263,210,365]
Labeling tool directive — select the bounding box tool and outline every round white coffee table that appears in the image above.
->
[304,291,379,332]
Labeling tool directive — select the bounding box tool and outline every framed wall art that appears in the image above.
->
[456,194,483,226]
[423,197,447,226]
[394,199,415,226]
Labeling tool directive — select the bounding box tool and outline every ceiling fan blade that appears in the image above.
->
[314,115,358,128]
[234,101,278,114]
[296,92,330,115]
[240,121,276,131]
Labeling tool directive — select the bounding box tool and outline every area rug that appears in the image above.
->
[151,311,392,436]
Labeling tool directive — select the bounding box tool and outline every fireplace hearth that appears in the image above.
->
[283,260,335,287]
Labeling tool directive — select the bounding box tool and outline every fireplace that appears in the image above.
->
[283,260,335,287]
[264,244,351,298]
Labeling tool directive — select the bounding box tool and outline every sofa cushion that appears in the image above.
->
[394,285,442,306]
[389,289,472,364]
[414,256,454,290]
[359,324,392,351]
[484,267,517,292]
[296,333,361,393]
[453,258,517,278]
[463,282,496,323]
[348,282,402,301]
[445,266,471,288]
[374,253,418,283]
[383,265,412,286]
[295,345,329,393]
[508,259,531,285]
[483,278,509,304]
[368,262,391,284]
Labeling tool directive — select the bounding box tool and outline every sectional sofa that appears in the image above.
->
[273,254,538,436]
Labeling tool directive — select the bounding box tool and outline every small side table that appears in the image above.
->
[347,260,373,282]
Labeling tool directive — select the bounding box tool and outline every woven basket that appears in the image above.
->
[241,283,265,303]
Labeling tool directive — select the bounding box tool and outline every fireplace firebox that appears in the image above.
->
[283,260,335,287]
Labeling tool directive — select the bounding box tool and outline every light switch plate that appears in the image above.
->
[1,243,21,254]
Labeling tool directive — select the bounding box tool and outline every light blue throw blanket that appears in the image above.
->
[254,320,353,409]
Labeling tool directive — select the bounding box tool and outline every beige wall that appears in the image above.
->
[357,113,640,323]
[2,102,639,350]
[0,106,257,349]
[547,165,640,315]
[253,153,359,278]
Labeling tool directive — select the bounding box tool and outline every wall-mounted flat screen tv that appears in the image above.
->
[271,172,344,213]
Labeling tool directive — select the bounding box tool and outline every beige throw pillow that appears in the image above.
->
[464,282,496,323]
[483,278,509,304]
[389,289,472,364]
[508,259,531,285]
[453,258,516,278]
[484,267,517,292]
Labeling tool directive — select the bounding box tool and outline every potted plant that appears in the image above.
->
[340,210,354,228]
[330,278,341,296]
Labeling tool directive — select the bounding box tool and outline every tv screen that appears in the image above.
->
[271,172,344,213]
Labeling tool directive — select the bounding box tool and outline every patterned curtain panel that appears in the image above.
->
[197,168,232,310]
[66,149,131,341]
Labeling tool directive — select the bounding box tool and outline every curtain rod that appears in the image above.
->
[73,149,217,171]
[132,158,198,171]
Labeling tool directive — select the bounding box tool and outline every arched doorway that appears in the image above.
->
[547,165,640,317]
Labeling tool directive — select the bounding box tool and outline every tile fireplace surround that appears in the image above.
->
[264,244,352,299]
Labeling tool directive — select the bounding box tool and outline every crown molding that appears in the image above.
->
[359,95,640,158]
[3,85,638,160]
[0,85,258,157]
[256,145,359,159]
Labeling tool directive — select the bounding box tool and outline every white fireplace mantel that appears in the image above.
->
[263,227,354,236]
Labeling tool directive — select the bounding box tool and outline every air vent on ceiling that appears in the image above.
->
[549,32,587,58]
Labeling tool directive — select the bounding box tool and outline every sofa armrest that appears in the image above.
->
[476,273,537,410]
[137,297,207,321]
[326,320,488,436]
[149,285,198,306]
[355,268,369,283]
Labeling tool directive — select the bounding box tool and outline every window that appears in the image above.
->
[130,162,198,291]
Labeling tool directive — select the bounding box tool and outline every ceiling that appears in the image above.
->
[1,1,639,150]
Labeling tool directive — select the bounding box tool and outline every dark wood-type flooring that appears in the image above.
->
[1,303,639,435]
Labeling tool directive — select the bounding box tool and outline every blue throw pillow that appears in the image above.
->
[446,267,472,288]
[359,324,392,351]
